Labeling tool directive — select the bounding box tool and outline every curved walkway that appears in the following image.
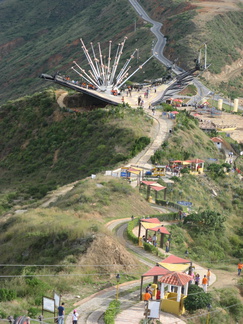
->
[68,218,216,323]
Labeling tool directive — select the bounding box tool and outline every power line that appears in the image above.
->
[0,256,240,268]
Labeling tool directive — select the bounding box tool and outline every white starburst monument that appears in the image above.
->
[71,37,154,94]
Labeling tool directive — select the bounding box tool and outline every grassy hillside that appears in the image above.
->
[140,0,243,97]
[0,176,153,318]
[0,89,152,212]
[151,111,224,164]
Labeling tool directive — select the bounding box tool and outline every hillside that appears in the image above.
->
[0,0,242,103]
[0,89,152,212]
[0,102,243,319]
[139,0,243,98]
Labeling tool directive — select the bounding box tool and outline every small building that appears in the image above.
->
[211,136,224,149]
[159,271,192,316]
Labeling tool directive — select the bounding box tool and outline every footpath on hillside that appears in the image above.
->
[68,218,217,324]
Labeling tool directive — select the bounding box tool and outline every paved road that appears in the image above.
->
[129,0,212,102]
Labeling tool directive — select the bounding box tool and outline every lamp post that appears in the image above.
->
[116,274,120,300]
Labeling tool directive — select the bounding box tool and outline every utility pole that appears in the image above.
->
[134,18,137,32]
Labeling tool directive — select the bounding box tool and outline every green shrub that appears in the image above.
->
[0,288,17,301]
[219,288,243,321]
[27,307,39,318]
[184,285,211,312]
[126,219,139,245]
[104,300,120,324]
[0,310,7,319]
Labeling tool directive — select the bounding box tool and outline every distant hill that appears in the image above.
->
[0,0,242,103]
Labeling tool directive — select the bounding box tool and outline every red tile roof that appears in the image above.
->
[211,137,224,143]
[142,266,170,277]
[161,255,190,264]
[149,226,170,235]
[158,271,192,286]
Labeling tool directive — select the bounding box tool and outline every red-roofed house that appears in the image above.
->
[211,136,224,149]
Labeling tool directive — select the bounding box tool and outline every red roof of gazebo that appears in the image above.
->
[140,218,161,224]
[150,185,166,191]
[142,266,170,277]
[149,226,170,235]
[161,255,190,264]
[185,159,204,163]
[158,271,192,286]
[141,181,157,186]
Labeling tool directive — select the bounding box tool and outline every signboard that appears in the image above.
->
[148,301,160,319]
[54,292,60,307]
[120,172,127,177]
[177,201,193,207]
[43,297,55,313]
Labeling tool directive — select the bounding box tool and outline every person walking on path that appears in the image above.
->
[165,240,170,253]
[57,302,65,324]
[152,233,157,247]
[195,273,200,286]
[202,275,208,292]
[72,309,79,324]
[238,261,243,276]
[207,269,211,286]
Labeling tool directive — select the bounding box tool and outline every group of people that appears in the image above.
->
[144,284,161,301]
[191,269,211,292]
[58,303,79,324]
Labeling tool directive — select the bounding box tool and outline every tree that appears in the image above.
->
[184,284,211,312]
[183,209,226,234]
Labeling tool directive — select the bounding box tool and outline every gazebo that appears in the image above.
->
[138,218,170,248]
[158,271,192,315]
[184,159,205,174]
[140,181,167,201]
[140,266,170,300]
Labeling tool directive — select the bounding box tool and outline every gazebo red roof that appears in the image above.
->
[185,159,204,163]
[149,226,170,235]
[158,271,192,286]
[150,185,166,191]
[140,218,161,224]
[142,266,170,277]
[141,181,157,186]
[161,255,190,264]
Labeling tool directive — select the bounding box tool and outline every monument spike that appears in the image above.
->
[98,42,105,82]
[90,42,102,80]
[80,39,100,82]
[117,53,154,89]
[115,49,137,82]
[72,61,100,88]
[71,67,101,89]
